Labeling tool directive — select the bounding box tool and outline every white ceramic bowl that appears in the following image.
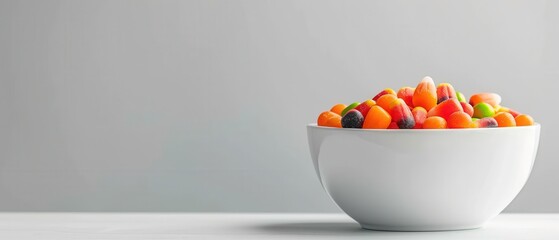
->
[307,124,540,231]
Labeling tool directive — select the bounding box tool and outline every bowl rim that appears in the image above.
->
[307,123,540,132]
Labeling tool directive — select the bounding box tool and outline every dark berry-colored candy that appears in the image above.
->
[341,109,364,128]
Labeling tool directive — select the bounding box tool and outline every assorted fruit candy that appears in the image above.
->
[317,76,535,129]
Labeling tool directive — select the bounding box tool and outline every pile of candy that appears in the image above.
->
[317,77,535,129]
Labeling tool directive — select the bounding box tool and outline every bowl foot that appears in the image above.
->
[360,223,484,232]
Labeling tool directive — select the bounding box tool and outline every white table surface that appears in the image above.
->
[0,213,557,240]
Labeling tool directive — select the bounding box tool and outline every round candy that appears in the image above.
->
[341,109,364,128]
[494,112,516,127]
[515,114,534,126]
[330,104,347,116]
[447,111,472,128]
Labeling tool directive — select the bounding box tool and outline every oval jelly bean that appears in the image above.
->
[473,102,495,118]
[469,93,502,108]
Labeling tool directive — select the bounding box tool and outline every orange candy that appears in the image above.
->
[376,94,398,112]
[372,88,396,101]
[325,115,342,128]
[447,111,472,128]
[515,114,534,126]
[423,116,447,129]
[397,87,415,107]
[412,107,427,129]
[494,112,516,127]
[330,104,347,116]
[469,93,502,108]
[427,98,463,120]
[413,76,437,111]
[317,111,339,126]
[363,106,392,129]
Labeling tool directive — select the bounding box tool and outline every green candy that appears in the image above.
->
[473,102,495,118]
[341,102,360,116]
[456,92,467,103]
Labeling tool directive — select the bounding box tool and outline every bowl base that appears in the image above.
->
[360,223,484,232]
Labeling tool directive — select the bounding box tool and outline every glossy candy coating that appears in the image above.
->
[363,106,392,129]
[317,111,339,126]
[376,94,398,113]
[473,103,495,119]
[373,88,396,101]
[390,98,415,129]
[341,102,360,116]
[423,116,447,129]
[341,109,364,128]
[413,76,437,111]
[330,104,347,116]
[354,99,376,117]
[325,115,342,128]
[447,111,472,128]
[494,112,516,127]
[427,98,463,120]
[515,114,534,126]
[469,93,502,108]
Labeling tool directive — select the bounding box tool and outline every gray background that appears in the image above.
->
[1,0,557,212]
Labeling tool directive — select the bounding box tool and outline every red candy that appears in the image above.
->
[427,98,463,120]
[373,88,396,101]
[390,98,415,129]
[412,107,427,129]
[354,99,376,117]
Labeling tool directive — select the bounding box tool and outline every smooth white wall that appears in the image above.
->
[1,0,557,212]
